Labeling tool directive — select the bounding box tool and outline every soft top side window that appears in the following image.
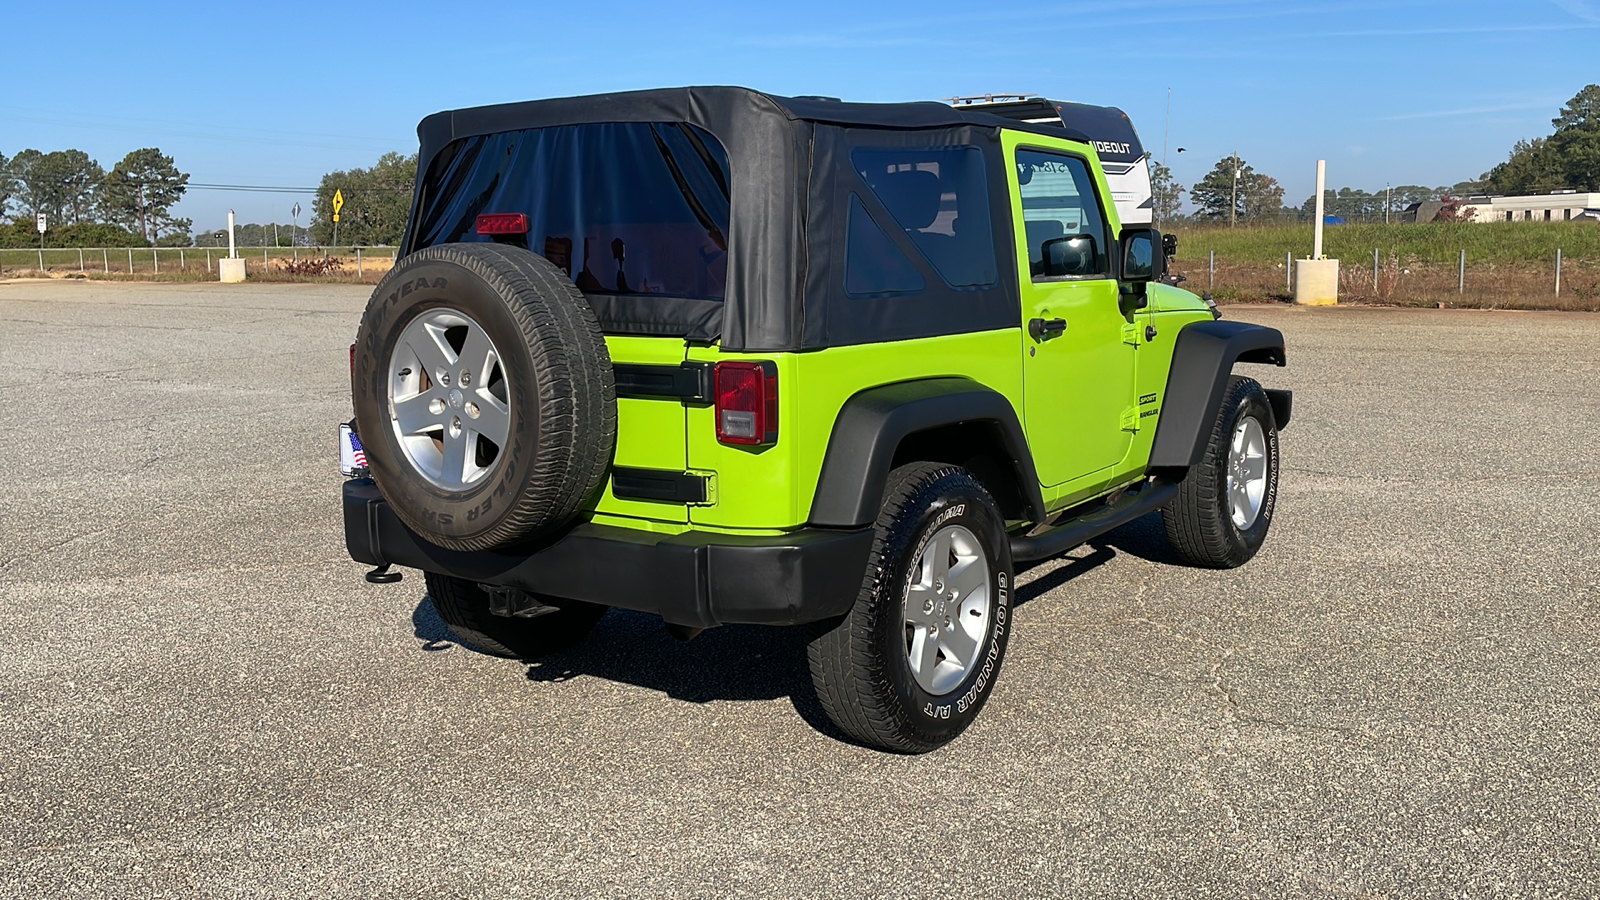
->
[849,146,997,291]
[1015,149,1110,281]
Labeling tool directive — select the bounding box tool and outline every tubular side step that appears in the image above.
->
[1009,481,1180,563]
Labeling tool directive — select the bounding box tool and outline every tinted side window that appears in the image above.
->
[850,146,997,289]
[845,194,926,298]
[1015,150,1110,280]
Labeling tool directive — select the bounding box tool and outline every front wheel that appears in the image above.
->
[807,463,1014,753]
[1162,375,1280,568]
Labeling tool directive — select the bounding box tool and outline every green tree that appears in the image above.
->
[1150,161,1184,225]
[310,151,416,246]
[1547,83,1600,191]
[100,148,190,243]
[8,149,104,225]
[1191,156,1285,222]
[0,151,14,216]
[1487,138,1567,194]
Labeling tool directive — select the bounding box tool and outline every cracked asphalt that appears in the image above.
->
[2,280,1597,898]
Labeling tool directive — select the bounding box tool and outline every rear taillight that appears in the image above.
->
[349,342,356,379]
[475,213,529,235]
[714,361,778,446]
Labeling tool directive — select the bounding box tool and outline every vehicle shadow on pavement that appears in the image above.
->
[412,596,848,740]
[407,511,1178,744]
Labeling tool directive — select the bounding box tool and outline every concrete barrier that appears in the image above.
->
[1295,258,1339,305]
[219,258,247,283]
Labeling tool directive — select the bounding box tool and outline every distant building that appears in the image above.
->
[1458,191,1600,223]
[1402,200,1447,223]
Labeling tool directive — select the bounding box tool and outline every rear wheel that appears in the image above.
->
[807,463,1014,753]
[424,572,607,659]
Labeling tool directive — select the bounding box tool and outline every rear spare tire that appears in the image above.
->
[352,243,616,551]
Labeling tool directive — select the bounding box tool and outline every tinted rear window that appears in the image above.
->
[413,122,731,301]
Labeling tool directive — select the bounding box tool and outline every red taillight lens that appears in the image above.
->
[714,361,778,446]
[475,213,529,235]
[349,342,356,379]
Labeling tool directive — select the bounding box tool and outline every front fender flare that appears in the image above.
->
[1149,320,1287,469]
[808,378,1048,528]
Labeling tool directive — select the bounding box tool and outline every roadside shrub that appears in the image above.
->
[277,255,344,276]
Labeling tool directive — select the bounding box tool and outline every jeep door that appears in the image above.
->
[1005,140,1136,488]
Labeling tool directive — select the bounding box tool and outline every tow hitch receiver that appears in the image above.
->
[485,586,560,619]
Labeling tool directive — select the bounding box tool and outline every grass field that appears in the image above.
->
[1169,221,1600,309]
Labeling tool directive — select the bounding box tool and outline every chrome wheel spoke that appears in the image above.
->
[408,328,456,377]
[457,327,496,377]
[941,620,979,673]
[393,392,440,436]
[440,428,471,483]
[910,627,940,680]
[946,553,985,600]
[1241,452,1267,481]
[469,389,511,446]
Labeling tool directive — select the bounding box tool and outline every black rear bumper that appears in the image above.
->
[343,479,874,629]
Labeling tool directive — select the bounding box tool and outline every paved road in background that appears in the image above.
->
[2,281,1596,897]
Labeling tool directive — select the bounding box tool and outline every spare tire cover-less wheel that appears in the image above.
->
[352,243,616,552]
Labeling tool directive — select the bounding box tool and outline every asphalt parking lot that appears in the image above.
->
[2,279,1596,898]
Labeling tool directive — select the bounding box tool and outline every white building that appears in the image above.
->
[1459,191,1600,223]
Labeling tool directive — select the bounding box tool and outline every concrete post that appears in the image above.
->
[219,210,247,283]
[1295,160,1339,305]
[1313,160,1327,260]
[1556,248,1563,296]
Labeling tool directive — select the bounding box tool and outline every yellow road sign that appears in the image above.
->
[333,189,344,223]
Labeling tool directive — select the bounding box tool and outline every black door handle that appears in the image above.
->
[1028,317,1067,341]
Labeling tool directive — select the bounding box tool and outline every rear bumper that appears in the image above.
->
[343,479,874,629]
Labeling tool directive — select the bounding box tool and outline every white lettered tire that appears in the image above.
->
[807,463,1014,753]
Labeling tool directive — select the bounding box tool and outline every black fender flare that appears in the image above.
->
[1149,319,1288,469]
[808,378,1048,528]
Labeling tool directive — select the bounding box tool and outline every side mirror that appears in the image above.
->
[1040,234,1098,278]
[1120,227,1160,283]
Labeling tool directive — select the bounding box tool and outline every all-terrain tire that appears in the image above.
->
[424,572,608,659]
[353,243,616,551]
[1162,375,1280,568]
[807,463,1014,753]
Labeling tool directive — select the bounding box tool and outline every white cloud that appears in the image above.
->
[1550,0,1600,22]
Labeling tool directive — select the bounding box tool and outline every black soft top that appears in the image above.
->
[414,86,1088,161]
[405,87,1094,352]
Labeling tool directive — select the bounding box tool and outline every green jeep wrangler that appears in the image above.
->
[342,87,1290,753]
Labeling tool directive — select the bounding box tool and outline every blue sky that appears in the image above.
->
[4,0,1597,230]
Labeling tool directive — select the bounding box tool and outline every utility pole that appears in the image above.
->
[1158,87,1172,228]
[1230,151,1240,228]
[1385,183,1392,225]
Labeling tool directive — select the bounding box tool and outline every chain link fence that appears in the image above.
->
[0,245,399,280]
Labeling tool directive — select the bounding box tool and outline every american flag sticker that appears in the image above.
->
[338,423,367,476]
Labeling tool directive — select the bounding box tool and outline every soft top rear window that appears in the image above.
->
[413,122,732,326]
